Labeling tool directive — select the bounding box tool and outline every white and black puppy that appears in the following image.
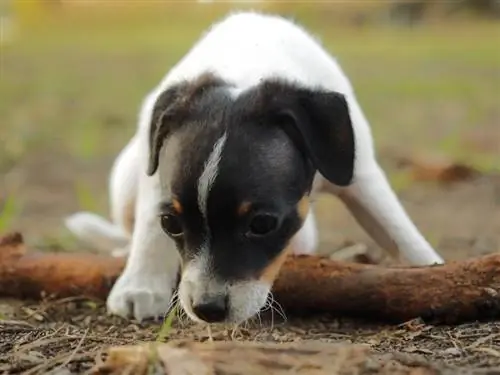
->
[65,11,444,325]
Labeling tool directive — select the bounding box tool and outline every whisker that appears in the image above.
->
[245,312,262,330]
[166,290,179,312]
[269,301,275,331]
[273,300,288,324]
[175,307,189,327]
[256,310,263,329]
[165,291,193,328]
[266,292,287,327]
[230,323,240,340]
[261,298,272,312]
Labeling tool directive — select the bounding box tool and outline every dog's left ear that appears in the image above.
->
[261,81,355,186]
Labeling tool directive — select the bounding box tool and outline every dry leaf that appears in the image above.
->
[396,154,480,183]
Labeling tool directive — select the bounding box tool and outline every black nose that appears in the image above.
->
[192,296,228,323]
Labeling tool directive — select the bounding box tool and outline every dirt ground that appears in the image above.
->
[1,4,500,375]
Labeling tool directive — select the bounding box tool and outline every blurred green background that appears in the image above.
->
[0,0,499,254]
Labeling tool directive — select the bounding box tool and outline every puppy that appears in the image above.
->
[65,11,444,324]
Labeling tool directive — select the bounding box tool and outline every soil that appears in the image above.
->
[1,154,500,374]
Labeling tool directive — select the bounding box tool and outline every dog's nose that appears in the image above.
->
[192,296,228,323]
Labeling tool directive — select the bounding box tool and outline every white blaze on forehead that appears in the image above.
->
[197,131,228,219]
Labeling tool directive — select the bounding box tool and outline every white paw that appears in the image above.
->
[107,270,175,322]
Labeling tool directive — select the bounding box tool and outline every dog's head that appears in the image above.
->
[147,72,355,324]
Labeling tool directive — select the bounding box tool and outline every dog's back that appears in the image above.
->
[158,12,354,97]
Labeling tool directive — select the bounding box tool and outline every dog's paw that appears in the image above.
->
[107,270,174,322]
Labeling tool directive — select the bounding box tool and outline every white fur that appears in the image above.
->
[198,132,228,219]
[177,253,209,323]
[290,208,319,256]
[65,11,444,322]
[109,135,139,234]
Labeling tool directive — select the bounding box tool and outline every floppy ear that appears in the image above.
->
[146,73,227,176]
[264,82,356,186]
[146,85,187,176]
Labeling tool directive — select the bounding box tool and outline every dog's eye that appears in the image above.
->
[160,214,183,237]
[247,214,279,237]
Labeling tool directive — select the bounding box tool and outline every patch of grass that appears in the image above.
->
[75,181,100,213]
[0,195,20,233]
[70,121,101,161]
[33,231,80,253]
[82,300,99,310]
[388,170,414,194]
[156,304,179,343]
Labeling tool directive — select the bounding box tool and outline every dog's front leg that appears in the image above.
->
[336,161,444,266]
[106,170,179,321]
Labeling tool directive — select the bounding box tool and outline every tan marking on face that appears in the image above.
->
[259,195,310,284]
[237,201,252,216]
[259,244,293,284]
[172,199,183,214]
[297,195,310,221]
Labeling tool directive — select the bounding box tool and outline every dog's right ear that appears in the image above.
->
[146,85,186,176]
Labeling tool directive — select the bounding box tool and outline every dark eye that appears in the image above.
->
[160,214,183,237]
[247,214,279,237]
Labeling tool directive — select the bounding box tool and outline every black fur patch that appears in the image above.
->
[152,72,355,281]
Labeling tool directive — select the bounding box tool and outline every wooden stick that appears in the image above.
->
[1,232,500,324]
